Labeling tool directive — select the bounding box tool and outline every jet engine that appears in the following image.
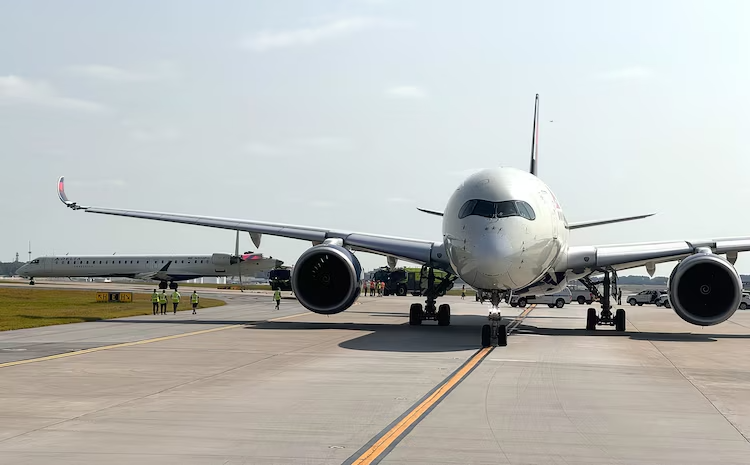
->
[668,251,742,326]
[291,244,363,315]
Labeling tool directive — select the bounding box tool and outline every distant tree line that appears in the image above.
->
[613,275,750,285]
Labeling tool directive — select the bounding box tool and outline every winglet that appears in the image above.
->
[416,207,444,217]
[57,176,88,210]
[529,94,540,176]
[159,260,172,272]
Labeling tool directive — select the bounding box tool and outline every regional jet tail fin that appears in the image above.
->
[416,207,444,217]
[529,93,540,176]
[568,213,655,230]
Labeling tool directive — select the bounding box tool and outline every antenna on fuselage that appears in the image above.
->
[529,93,540,176]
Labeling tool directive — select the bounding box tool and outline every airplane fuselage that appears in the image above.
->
[442,167,569,292]
[16,253,279,282]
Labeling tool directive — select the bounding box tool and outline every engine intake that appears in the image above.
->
[291,244,363,315]
[668,251,742,326]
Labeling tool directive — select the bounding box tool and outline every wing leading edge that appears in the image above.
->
[57,177,449,269]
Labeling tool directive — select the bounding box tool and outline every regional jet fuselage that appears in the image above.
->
[16,253,281,289]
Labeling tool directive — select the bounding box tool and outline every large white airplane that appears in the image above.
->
[56,95,750,347]
[16,252,281,289]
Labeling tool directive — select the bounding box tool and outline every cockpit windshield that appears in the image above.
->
[30,259,40,264]
[458,200,536,220]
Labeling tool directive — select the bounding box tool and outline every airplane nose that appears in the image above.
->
[474,234,514,276]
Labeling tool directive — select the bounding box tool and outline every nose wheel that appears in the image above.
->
[481,290,509,347]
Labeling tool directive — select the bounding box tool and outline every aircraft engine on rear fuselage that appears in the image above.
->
[668,250,742,326]
[291,244,363,315]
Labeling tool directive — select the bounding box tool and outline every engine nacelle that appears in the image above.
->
[668,251,742,326]
[291,244,363,315]
[211,253,233,267]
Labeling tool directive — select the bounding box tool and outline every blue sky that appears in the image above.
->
[1,0,749,275]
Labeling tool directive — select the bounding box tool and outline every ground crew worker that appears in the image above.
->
[379,281,384,296]
[370,280,375,296]
[191,290,199,314]
[617,289,622,305]
[151,289,159,315]
[159,290,167,314]
[461,285,466,300]
[171,289,181,314]
[273,288,281,310]
[362,280,369,296]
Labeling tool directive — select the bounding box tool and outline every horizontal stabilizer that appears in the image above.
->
[568,213,655,230]
[417,207,444,217]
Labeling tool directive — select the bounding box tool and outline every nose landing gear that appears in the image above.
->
[481,290,508,348]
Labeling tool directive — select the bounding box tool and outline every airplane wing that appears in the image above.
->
[57,177,446,269]
[566,238,750,274]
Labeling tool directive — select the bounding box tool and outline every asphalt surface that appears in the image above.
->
[1,290,750,464]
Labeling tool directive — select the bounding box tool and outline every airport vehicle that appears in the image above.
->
[269,267,293,291]
[626,290,665,306]
[16,252,281,289]
[510,288,572,308]
[56,94,750,348]
[371,266,452,297]
[568,286,595,305]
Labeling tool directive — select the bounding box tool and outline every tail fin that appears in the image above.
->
[529,94,540,176]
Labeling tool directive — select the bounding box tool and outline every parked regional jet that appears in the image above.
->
[55,95,750,347]
[16,252,281,289]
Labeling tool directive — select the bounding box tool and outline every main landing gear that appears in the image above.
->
[158,281,179,290]
[584,270,626,332]
[481,290,508,348]
[28,278,35,286]
[408,268,456,327]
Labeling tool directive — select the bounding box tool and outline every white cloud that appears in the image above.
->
[384,85,427,99]
[0,75,108,113]
[593,66,654,80]
[65,63,178,82]
[241,17,394,51]
[295,136,353,151]
[309,200,337,208]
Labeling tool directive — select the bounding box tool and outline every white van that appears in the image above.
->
[510,288,573,308]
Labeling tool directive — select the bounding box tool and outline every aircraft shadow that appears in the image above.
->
[515,324,750,342]
[247,314,498,353]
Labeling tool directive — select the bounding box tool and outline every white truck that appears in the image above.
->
[568,286,595,305]
[510,288,573,308]
[626,289,665,306]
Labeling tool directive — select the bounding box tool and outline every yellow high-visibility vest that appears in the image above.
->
[159,293,167,303]
[191,293,199,304]
[171,291,181,303]
[273,290,281,300]
[151,293,159,303]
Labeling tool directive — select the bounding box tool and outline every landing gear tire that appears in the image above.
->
[409,303,423,326]
[481,324,491,348]
[158,281,167,290]
[555,299,565,308]
[586,308,597,330]
[29,279,35,286]
[615,309,626,332]
[437,304,451,326]
[497,325,508,347]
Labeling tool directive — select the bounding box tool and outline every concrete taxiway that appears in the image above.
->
[1,294,750,464]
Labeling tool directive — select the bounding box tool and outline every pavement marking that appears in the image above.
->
[345,346,493,465]
[507,304,536,335]
[0,311,309,369]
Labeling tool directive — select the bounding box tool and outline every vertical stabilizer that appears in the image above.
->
[529,94,540,176]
